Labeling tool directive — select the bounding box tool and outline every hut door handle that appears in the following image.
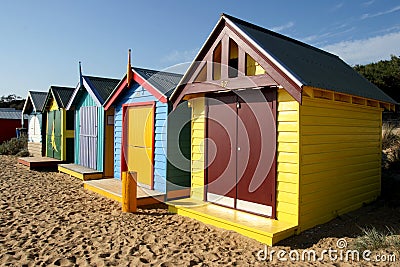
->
[238,147,241,151]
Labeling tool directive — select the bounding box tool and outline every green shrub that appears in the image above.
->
[16,149,30,157]
[0,135,28,155]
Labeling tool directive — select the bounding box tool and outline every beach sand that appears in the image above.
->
[1,155,399,266]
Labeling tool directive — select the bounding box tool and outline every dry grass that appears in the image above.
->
[382,123,400,171]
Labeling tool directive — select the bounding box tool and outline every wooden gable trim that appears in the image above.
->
[66,84,81,110]
[104,71,168,110]
[43,89,59,112]
[172,19,302,109]
[82,77,103,107]
[22,93,34,114]
[226,23,302,102]
[133,72,168,104]
[104,78,128,110]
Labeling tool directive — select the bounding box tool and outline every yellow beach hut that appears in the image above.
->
[42,86,75,162]
[168,14,396,245]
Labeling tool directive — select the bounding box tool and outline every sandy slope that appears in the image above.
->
[0,155,399,266]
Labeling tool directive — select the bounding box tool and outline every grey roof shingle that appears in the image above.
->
[29,91,47,112]
[224,14,396,104]
[0,109,27,120]
[84,76,120,104]
[50,86,75,109]
[133,67,183,97]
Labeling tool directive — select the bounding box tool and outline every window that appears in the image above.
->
[194,64,207,82]
[246,54,266,76]
[228,39,238,78]
[213,41,222,80]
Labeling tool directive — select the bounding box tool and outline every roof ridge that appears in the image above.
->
[222,13,339,59]
[83,75,120,81]
[132,66,183,77]
[50,85,75,90]
[29,91,47,95]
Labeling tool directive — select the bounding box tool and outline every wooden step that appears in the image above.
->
[167,198,298,245]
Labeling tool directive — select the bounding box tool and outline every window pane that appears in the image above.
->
[228,39,238,78]
[246,54,266,76]
[194,64,207,82]
[213,42,222,80]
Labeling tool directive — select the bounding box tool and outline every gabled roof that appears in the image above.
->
[133,67,183,97]
[172,13,396,105]
[22,91,47,114]
[66,75,120,109]
[44,86,75,111]
[103,67,183,110]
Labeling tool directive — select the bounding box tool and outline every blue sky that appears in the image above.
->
[0,0,399,97]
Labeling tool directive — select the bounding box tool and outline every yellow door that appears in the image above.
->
[126,105,154,187]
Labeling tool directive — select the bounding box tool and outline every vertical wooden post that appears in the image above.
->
[122,171,137,212]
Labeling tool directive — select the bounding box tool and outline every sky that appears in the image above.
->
[0,0,399,98]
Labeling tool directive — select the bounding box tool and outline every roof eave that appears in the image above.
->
[66,82,82,110]
[103,74,128,110]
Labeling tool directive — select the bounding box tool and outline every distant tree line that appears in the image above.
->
[0,94,25,110]
[354,55,400,103]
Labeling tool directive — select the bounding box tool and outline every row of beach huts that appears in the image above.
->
[18,14,396,245]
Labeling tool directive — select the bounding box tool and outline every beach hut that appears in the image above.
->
[42,86,75,162]
[21,91,47,156]
[0,108,27,144]
[168,14,397,245]
[100,52,191,201]
[58,66,120,180]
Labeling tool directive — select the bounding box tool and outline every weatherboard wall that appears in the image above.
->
[276,89,300,225]
[188,97,206,201]
[113,83,168,193]
[74,91,104,172]
[298,90,382,231]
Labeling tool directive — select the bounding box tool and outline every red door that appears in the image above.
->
[236,89,276,217]
[206,94,237,208]
[206,89,276,217]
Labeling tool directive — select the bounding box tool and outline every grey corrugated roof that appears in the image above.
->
[224,14,396,104]
[51,86,75,108]
[133,67,183,97]
[0,109,27,120]
[84,76,120,104]
[29,91,47,111]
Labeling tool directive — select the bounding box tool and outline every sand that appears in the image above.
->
[1,155,399,266]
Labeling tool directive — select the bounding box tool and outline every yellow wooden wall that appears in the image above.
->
[190,97,206,200]
[276,90,300,225]
[298,91,382,231]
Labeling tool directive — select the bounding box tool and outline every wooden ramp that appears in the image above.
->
[18,156,62,169]
[84,179,165,206]
[167,198,298,246]
[58,164,103,181]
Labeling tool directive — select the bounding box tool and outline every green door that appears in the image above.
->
[46,110,62,160]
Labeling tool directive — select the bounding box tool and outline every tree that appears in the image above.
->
[0,94,25,110]
[354,55,400,103]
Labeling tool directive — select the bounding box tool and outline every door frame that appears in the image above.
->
[121,101,156,189]
[204,89,277,218]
